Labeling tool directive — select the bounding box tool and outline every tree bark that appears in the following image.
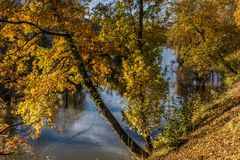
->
[137,1,154,153]
[65,90,68,108]
[65,35,149,159]
[221,58,238,75]
[145,135,153,153]
[138,0,144,51]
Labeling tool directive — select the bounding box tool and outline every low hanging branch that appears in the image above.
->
[0,19,69,37]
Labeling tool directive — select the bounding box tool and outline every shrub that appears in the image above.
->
[154,98,195,148]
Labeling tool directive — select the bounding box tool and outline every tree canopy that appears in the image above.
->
[168,0,240,77]
[0,0,167,157]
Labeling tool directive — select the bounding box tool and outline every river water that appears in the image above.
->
[30,90,140,160]
[2,49,222,160]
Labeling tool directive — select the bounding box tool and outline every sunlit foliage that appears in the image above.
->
[121,51,167,137]
[0,0,112,139]
[92,0,167,141]
[0,120,30,156]
[168,0,240,77]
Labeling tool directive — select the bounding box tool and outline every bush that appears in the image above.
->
[154,98,195,148]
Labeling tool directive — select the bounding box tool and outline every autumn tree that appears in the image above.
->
[168,0,240,77]
[0,0,153,158]
[92,0,167,152]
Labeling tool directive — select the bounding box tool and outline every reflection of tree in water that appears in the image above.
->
[0,85,15,132]
[0,86,32,158]
[0,85,24,135]
[176,64,222,100]
[175,65,199,99]
[162,50,222,102]
[53,91,86,131]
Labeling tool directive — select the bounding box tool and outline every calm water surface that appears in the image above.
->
[31,90,141,160]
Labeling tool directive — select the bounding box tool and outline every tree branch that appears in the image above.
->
[0,151,15,156]
[0,122,24,135]
[8,32,41,56]
[0,19,70,37]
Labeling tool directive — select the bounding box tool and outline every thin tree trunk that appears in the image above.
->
[65,90,68,108]
[218,54,238,75]
[138,0,144,51]
[65,35,149,159]
[138,1,154,153]
[222,59,238,75]
[145,135,153,153]
[139,96,154,153]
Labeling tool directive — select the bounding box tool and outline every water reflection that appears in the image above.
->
[28,90,145,160]
[162,48,222,101]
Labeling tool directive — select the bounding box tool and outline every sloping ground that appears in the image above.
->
[151,82,240,160]
[164,105,240,160]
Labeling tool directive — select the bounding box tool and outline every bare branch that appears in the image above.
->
[0,19,70,37]
[0,122,24,135]
[0,151,15,156]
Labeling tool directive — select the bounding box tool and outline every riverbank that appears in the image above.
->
[150,81,240,159]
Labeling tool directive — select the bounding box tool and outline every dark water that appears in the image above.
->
[162,49,221,102]
[1,49,222,160]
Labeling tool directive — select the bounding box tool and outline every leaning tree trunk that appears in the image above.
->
[65,35,149,159]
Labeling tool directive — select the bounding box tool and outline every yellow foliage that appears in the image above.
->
[0,0,112,139]
[121,52,167,137]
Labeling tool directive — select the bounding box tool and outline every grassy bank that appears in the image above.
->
[149,81,240,160]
